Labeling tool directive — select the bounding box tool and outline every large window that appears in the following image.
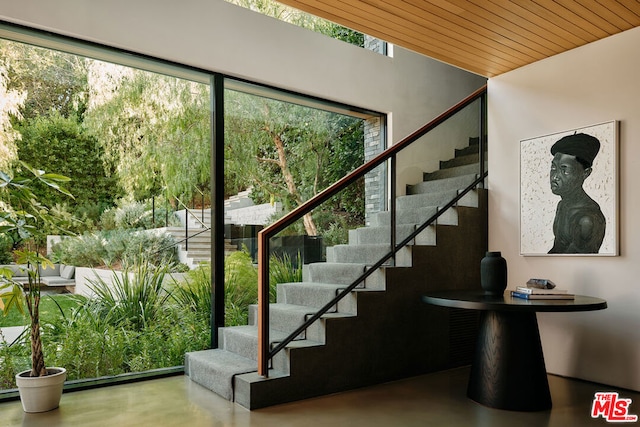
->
[1,28,212,393]
[0,23,384,396]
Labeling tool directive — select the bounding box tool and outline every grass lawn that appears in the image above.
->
[0,294,83,328]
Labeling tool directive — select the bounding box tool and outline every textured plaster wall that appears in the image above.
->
[488,26,640,391]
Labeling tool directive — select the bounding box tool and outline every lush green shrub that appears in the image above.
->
[51,229,179,268]
[224,252,259,326]
[98,207,118,231]
[74,201,112,229]
[0,331,29,389]
[44,305,128,379]
[43,299,209,380]
[269,253,302,288]
[173,255,255,327]
[39,265,210,382]
[15,111,121,218]
[114,201,148,229]
[85,263,172,331]
[172,264,212,320]
[118,232,177,267]
[52,233,107,267]
[101,198,179,231]
[124,309,210,372]
[173,251,267,327]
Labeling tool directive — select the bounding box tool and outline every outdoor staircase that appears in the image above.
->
[185,136,488,409]
[163,226,235,268]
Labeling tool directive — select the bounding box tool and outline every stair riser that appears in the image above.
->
[326,245,412,267]
[185,250,213,257]
[455,143,482,158]
[303,262,385,291]
[303,263,366,286]
[221,328,259,361]
[373,207,458,227]
[440,153,479,169]
[165,227,210,235]
[276,283,357,314]
[422,163,482,182]
[349,224,417,246]
[348,224,438,246]
[247,304,312,337]
[175,235,212,242]
[221,326,294,362]
[396,189,479,211]
[395,190,459,210]
[407,173,477,195]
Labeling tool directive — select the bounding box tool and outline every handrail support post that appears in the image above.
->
[390,155,397,265]
[257,232,270,377]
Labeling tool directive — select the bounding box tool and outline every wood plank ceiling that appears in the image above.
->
[276,0,640,77]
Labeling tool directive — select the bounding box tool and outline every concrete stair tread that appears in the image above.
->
[222,324,323,350]
[422,163,481,181]
[396,189,459,208]
[221,325,298,361]
[184,348,257,401]
[303,262,367,285]
[440,153,480,169]
[327,244,411,267]
[280,281,347,291]
[455,143,483,157]
[407,173,478,195]
[248,302,318,332]
[278,281,361,315]
[222,324,291,342]
[380,206,458,227]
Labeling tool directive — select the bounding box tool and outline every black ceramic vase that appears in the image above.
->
[480,251,507,295]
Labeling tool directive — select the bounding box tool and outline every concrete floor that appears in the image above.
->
[0,367,637,427]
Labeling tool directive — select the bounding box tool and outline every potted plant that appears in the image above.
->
[0,163,73,412]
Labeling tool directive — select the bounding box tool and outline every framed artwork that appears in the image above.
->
[520,120,618,256]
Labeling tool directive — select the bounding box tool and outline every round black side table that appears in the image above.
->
[422,290,607,411]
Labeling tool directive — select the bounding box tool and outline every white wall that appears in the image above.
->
[489,27,640,391]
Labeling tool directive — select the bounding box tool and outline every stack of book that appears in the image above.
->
[510,286,575,300]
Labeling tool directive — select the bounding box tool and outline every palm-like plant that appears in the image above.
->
[85,261,172,331]
[0,163,72,378]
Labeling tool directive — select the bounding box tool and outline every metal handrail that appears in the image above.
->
[175,196,208,229]
[256,85,487,376]
[151,196,210,257]
[175,196,209,252]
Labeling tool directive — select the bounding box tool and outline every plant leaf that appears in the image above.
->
[0,284,25,316]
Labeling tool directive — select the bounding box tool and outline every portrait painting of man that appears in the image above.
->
[520,121,618,256]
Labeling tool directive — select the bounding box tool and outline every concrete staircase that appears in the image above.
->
[185,137,488,409]
[163,226,236,268]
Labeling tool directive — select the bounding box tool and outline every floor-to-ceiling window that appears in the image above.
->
[0,22,384,397]
[0,25,213,395]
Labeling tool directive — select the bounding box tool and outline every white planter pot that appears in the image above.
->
[15,367,66,413]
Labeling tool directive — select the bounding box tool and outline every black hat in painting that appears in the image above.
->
[551,133,600,168]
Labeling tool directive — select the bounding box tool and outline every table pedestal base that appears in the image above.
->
[467,310,552,411]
